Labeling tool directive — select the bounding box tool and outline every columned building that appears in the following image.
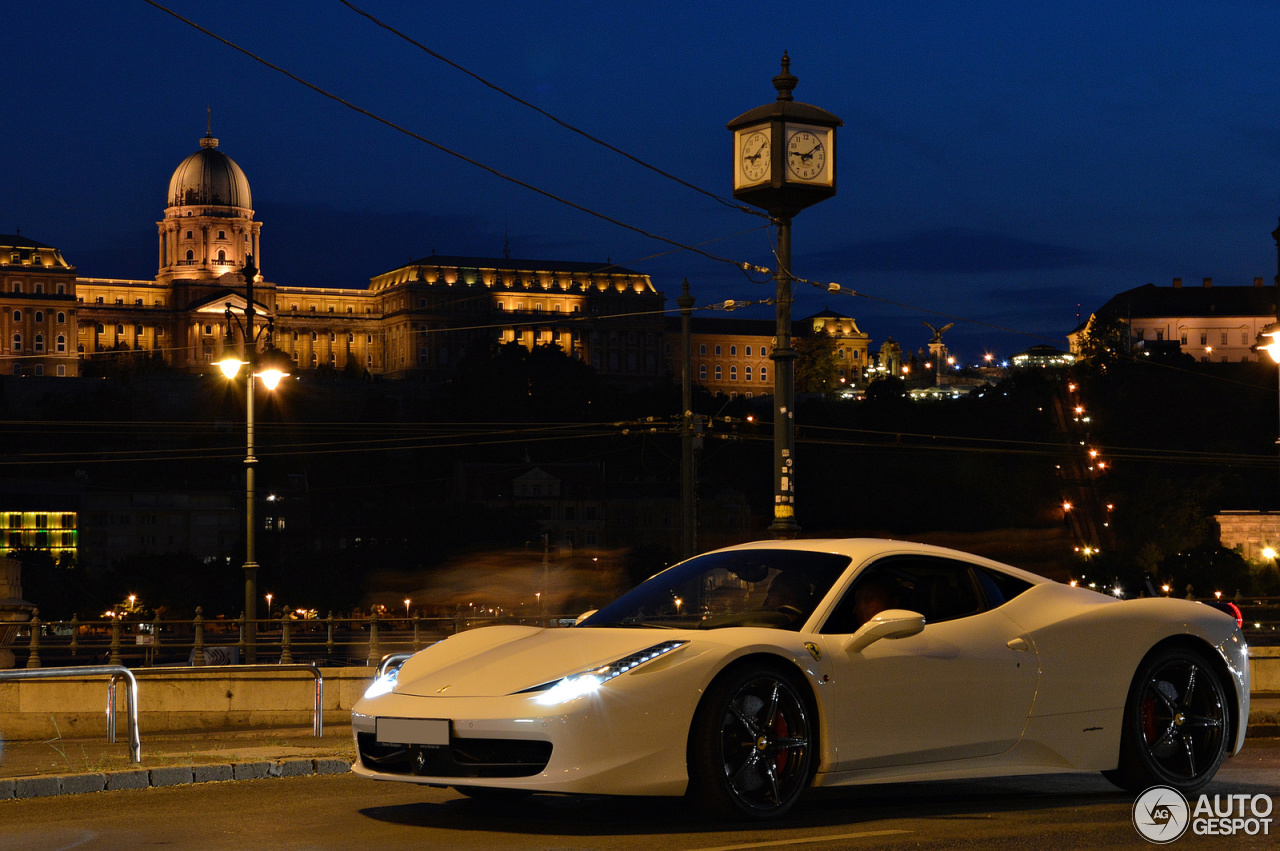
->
[44,134,666,385]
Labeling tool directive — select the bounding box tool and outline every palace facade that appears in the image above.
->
[4,133,666,385]
[5,133,876,393]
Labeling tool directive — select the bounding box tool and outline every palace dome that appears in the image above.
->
[167,134,252,209]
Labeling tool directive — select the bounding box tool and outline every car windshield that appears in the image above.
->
[578,549,852,631]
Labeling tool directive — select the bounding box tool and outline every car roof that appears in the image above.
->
[709,537,1053,586]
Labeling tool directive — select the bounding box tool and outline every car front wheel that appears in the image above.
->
[1103,645,1230,794]
[688,662,816,820]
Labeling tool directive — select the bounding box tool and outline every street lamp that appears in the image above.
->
[216,257,290,663]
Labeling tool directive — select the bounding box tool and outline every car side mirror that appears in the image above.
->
[573,609,597,625]
[842,609,926,654]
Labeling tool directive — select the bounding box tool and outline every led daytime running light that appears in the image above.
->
[522,640,688,702]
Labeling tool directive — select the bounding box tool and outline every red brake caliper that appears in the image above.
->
[1141,693,1157,744]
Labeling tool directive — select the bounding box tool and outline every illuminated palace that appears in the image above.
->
[2,133,874,392]
[2,133,666,383]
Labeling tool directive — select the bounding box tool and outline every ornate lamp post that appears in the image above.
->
[728,53,842,536]
[216,257,290,662]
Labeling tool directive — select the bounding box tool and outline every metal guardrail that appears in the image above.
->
[376,652,414,680]
[125,663,325,737]
[0,665,140,763]
[11,611,562,670]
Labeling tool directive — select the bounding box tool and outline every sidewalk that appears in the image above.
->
[0,723,355,800]
[1,699,1277,802]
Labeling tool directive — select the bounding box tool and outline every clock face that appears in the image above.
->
[740,130,770,184]
[786,129,827,181]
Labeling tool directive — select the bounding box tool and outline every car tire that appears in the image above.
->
[1103,645,1230,794]
[687,661,816,820]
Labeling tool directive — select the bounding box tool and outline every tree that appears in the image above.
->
[1157,545,1250,598]
[794,330,839,395]
[1075,313,1130,364]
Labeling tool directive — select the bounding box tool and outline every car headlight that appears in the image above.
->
[363,664,403,699]
[519,640,688,706]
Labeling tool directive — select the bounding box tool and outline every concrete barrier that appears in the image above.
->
[0,667,375,741]
[1251,647,1279,692]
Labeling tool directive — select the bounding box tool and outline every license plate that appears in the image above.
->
[376,717,450,746]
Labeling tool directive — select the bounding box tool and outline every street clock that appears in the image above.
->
[728,53,842,218]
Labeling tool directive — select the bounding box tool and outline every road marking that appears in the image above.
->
[686,828,911,851]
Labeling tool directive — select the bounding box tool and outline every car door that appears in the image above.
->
[817,555,1040,772]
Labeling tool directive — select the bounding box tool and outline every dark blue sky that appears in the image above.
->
[7,1,1280,361]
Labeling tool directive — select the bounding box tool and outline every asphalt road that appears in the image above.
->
[3,740,1278,851]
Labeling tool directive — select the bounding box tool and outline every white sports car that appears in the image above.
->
[351,539,1250,819]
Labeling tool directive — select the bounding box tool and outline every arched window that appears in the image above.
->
[185,249,194,261]
[730,366,737,380]
[11,333,21,351]
[56,312,65,324]
[217,249,226,263]
[715,365,722,380]
[760,366,768,382]
[56,335,66,353]
[34,311,43,323]
[730,345,737,356]
[745,366,752,380]
[309,353,318,367]
[34,334,44,352]
[699,364,707,380]
[11,310,20,322]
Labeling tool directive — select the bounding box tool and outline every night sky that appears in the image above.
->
[7,1,1280,362]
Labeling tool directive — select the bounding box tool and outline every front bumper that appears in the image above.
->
[351,686,695,796]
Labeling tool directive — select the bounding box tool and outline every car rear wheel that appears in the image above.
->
[1103,645,1230,794]
[688,662,815,820]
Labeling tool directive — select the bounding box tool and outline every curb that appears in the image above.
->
[0,757,353,801]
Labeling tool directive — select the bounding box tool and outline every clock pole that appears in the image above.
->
[771,215,798,536]
[727,53,842,539]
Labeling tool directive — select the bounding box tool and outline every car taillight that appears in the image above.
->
[1226,602,1243,629]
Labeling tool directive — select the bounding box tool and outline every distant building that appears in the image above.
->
[13,133,667,387]
[0,235,79,377]
[1216,510,1280,563]
[666,308,871,398]
[1068,277,1279,363]
[1011,345,1076,370]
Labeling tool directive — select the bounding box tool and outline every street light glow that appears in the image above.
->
[217,356,245,379]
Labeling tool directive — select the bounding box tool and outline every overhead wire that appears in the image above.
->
[141,0,759,275]
[335,0,770,222]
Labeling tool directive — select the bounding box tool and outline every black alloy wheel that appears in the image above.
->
[689,662,816,820]
[1104,646,1230,794]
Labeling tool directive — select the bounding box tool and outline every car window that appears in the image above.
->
[579,549,851,631]
[973,565,1034,607]
[820,555,985,634]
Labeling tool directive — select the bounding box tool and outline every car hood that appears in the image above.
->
[393,625,693,698]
